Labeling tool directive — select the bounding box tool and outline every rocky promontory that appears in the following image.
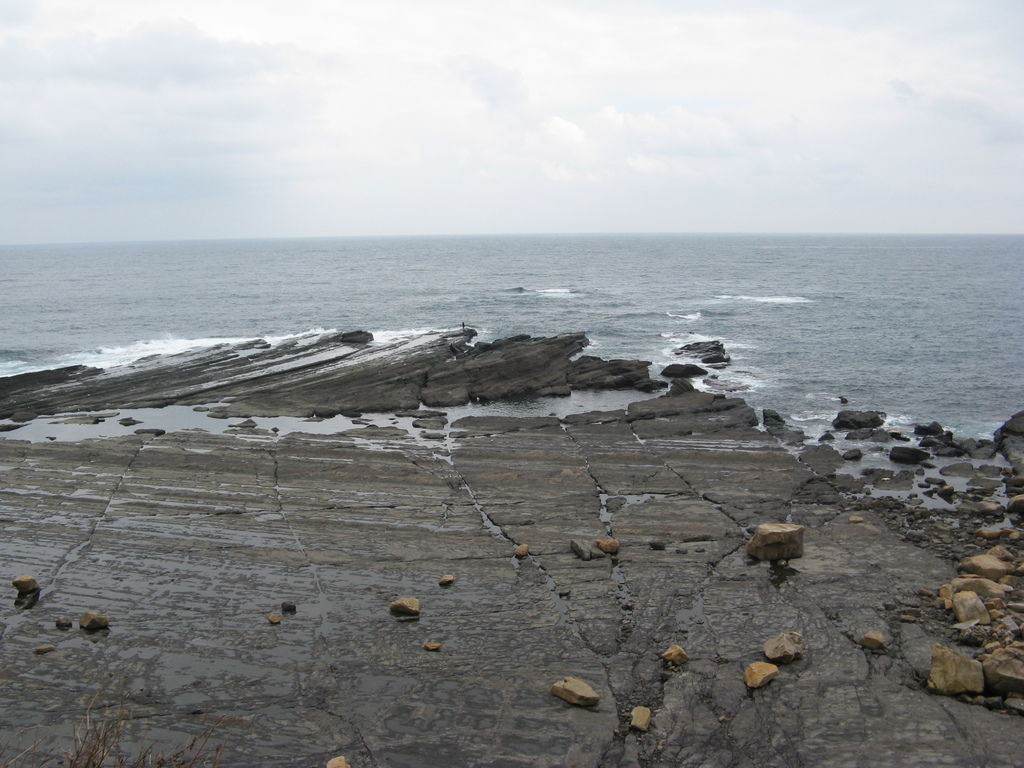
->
[0,330,1021,767]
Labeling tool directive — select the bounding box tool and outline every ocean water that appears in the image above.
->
[0,234,1021,438]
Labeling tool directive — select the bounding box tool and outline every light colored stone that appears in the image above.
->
[987,545,1014,561]
[267,613,282,625]
[848,515,864,523]
[34,643,55,655]
[389,597,421,616]
[79,611,109,630]
[660,644,688,666]
[928,644,984,695]
[513,544,529,558]
[950,577,1012,599]
[1007,494,1024,516]
[959,554,1014,581]
[325,757,351,768]
[570,539,592,560]
[11,575,38,594]
[630,705,652,731]
[745,523,804,561]
[981,645,1024,695]
[594,537,620,555]
[952,591,991,625]
[550,676,600,707]
[423,641,442,651]
[858,630,887,650]
[763,631,804,663]
[438,574,455,586]
[744,661,779,688]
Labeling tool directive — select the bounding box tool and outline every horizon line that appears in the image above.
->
[3,230,1023,248]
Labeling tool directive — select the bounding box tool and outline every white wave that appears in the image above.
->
[713,295,813,304]
[789,411,835,423]
[6,327,338,376]
[369,328,444,345]
[666,311,702,320]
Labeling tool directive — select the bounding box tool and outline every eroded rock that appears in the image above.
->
[389,597,421,616]
[763,631,804,663]
[928,645,984,695]
[744,662,779,689]
[746,523,805,561]
[550,676,599,707]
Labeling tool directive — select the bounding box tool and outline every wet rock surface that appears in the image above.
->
[0,335,1022,766]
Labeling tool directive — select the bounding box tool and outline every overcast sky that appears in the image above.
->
[1,0,1022,243]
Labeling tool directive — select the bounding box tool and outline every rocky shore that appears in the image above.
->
[0,330,1022,767]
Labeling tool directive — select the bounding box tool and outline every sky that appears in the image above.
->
[1,0,1022,243]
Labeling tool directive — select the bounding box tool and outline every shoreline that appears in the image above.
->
[0,331,1022,766]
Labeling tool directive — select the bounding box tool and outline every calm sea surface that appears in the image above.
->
[1,234,1021,438]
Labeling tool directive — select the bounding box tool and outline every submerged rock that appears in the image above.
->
[79,611,109,630]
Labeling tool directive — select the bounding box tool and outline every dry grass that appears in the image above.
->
[3,705,222,768]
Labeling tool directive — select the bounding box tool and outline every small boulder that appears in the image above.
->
[744,662,779,689]
[79,611,109,630]
[660,645,689,666]
[763,631,804,663]
[281,601,297,613]
[848,515,865,523]
[513,544,529,558]
[1007,494,1024,516]
[570,539,592,561]
[981,645,1024,695]
[928,644,983,695]
[661,363,707,378]
[949,577,1011,599]
[326,757,351,768]
[914,421,944,436]
[389,597,421,616]
[952,591,990,625]
[34,643,56,655]
[959,554,1014,581]
[746,523,804,561]
[889,446,930,464]
[423,641,442,652]
[858,630,887,650]
[842,448,863,461]
[438,574,455,587]
[550,676,600,707]
[594,538,619,555]
[832,410,886,430]
[11,575,39,594]
[629,705,652,731]
[267,613,282,625]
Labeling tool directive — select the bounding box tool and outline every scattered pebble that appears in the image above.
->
[281,601,297,613]
[325,757,351,768]
[79,611,109,630]
[11,575,38,594]
[594,537,620,555]
[513,544,529,558]
[858,630,887,650]
[849,515,864,524]
[659,644,688,666]
[267,613,282,625]
[629,705,652,731]
[550,676,599,707]
[389,597,421,616]
[744,661,779,688]
[423,641,442,652]
[438,574,455,587]
[34,643,55,655]
[763,631,804,663]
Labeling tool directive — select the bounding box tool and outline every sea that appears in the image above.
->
[0,233,1021,439]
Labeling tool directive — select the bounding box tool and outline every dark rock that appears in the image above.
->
[134,428,166,437]
[842,448,863,461]
[833,410,886,430]
[914,421,944,436]
[567,355,664,392]
[118,417,142,426]
[9,410,37,422]
[890,446,931,464]
[661,363,707,378]
[762,409,785,428]
[338,330,374,345]
[818,431,835,442]
[673,340,730,365]
[281,601,297,613]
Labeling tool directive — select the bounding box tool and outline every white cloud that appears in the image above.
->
[0,0,1022,241]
